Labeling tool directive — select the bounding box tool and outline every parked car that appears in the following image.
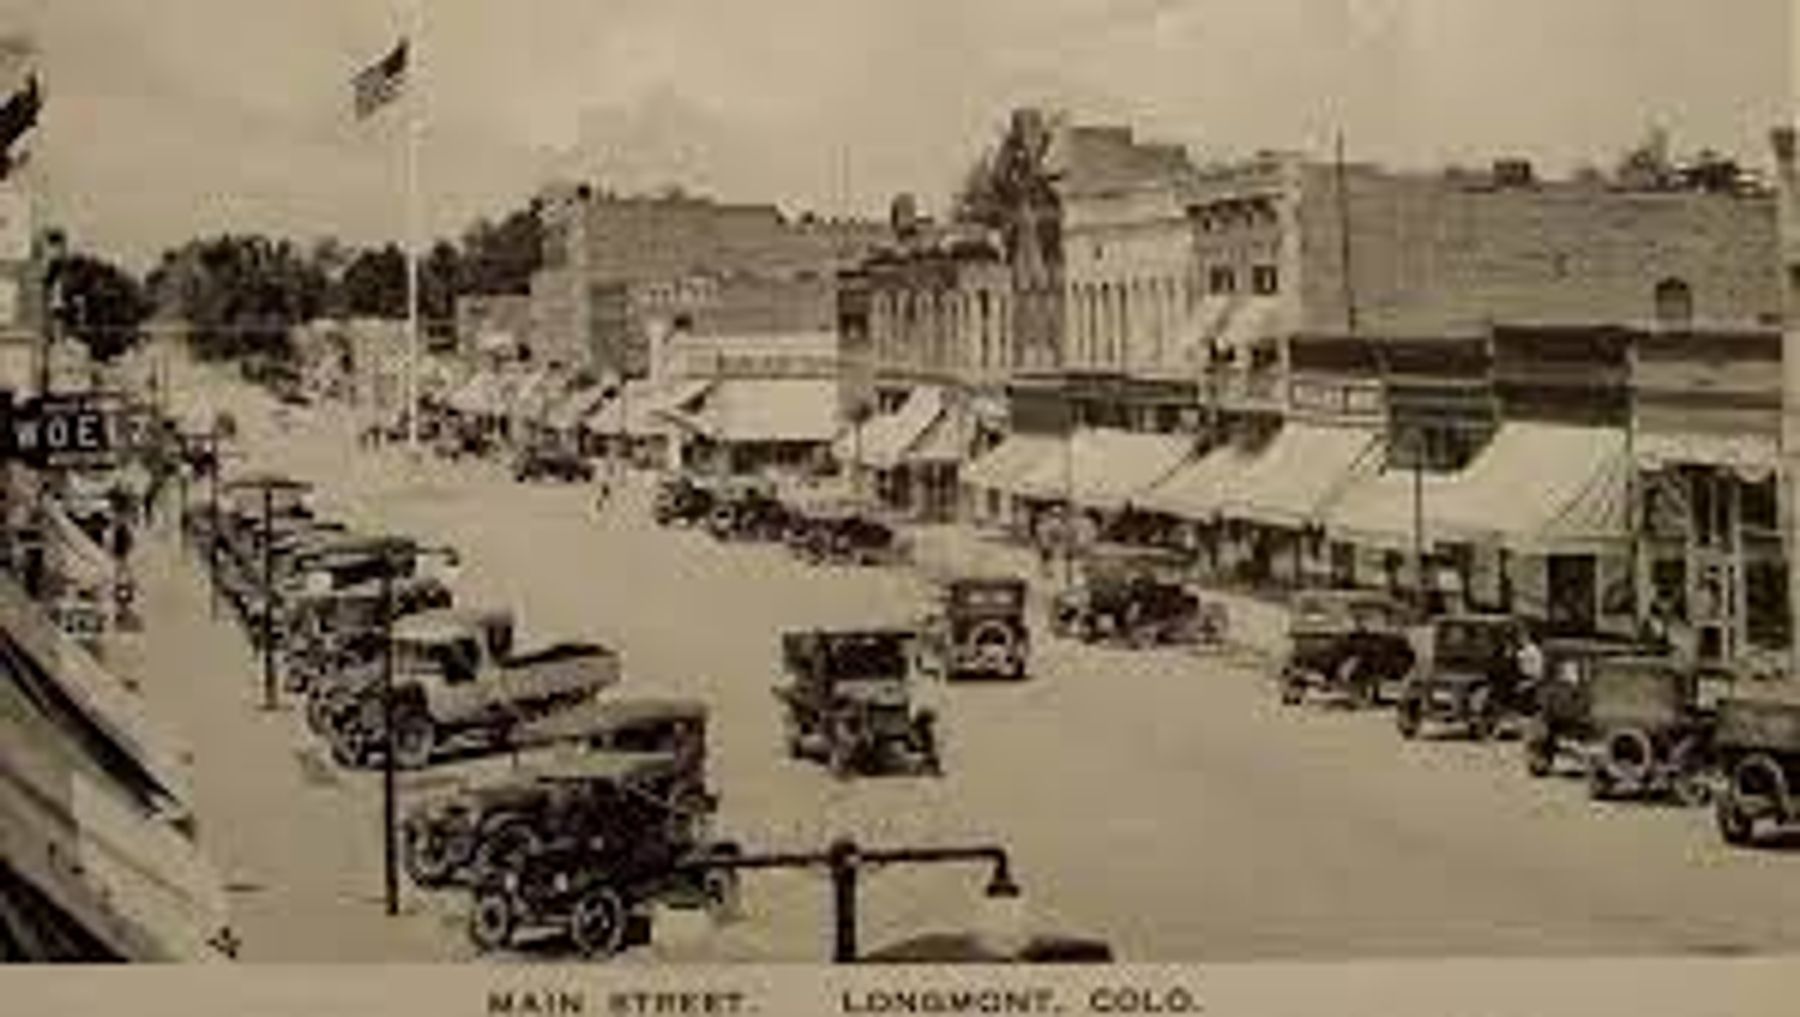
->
[653,473,724,527]
[401,699,714,888]
[1525,655,1718,803]
[1395,614,1535,740]
[1713,694,1800,846]
[789,503,909,566]
[917,577,1031,681]
[280,574,454,693]
[465,808,743,959]
[326,607,621,769]
[703,477,789,542]
[774,629,942,778]
[1520,636,1673,775]
[1049,546,1224,648]
[1278,590,1417,708]
[514,444,595,484]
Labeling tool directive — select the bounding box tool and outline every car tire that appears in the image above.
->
[403,818,459,887]
[1396,698,1422,740]
[1279,670,1306,706]
[1467,688,1498,741]
[570,887,628,959]
[1523,721,1555,778]
[467,885,517,953]
[389,707,437,770]
[1587,764,1614,801]
[1717,789,1757,846]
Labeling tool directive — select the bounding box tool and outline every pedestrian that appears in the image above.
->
[1514,628,1545,691]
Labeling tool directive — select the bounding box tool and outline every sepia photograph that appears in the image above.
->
[0,0,1797,1006]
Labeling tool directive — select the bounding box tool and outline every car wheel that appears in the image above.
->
[389,708,437,770]
[1278,669,1306,706]
[403,818,459,887]
[1523,721,1555,778]
[1717,790,1757,846]
[570,886,628,959]
[467,885,517,953]
[1467,688,1498,741]
[1339,657,1373,709]
[1587,764,1614,801]
[305,693,335,736]
[828,723,857,779]
[1396,698,1422,740]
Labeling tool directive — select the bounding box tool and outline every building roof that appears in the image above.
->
[667,378,840,444]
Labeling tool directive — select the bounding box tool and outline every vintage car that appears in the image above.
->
[400,699,714,888]
[280,574,455,693]
[1049,546,1224,648]
[916,577,1031,681]
[513,444,595,484]
[325,608,621,769]
[788,502,909,566]
[774,629,942,778]
[465,808,743,959]
[1395,614,1535,740]
[1278,590,1417,708]
[652,473,723,527]
[1524,655,1717,803]
[1713,694,1800,846]
[703,477,789,542]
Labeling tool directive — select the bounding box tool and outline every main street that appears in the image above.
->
[147,361,1800,963]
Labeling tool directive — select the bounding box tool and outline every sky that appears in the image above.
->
[0,0,1790,270]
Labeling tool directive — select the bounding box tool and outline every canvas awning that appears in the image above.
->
[545,385,612,431]
[1221,423,1381,528]
[445,370,503,416]
[1012,429,1193,511]
[962,434,1062,494]
[1636,430,1777,482]
[46,503,116,589]
[665,378,839,444]
[908,401,975,464]
[509,369,556,419]
[1428,423,1629,554]
[834,387,946,469]
[1325,468,1452,551]
[1137,440,1263,520]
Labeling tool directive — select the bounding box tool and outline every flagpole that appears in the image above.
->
[402,7,423,457]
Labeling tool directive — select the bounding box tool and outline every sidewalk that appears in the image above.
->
[905,522,1290,661]
[121,509,466,961]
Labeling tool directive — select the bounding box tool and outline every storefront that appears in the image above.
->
[1008,428,1192,543]
[1213,423,1381,588]
[1327,422,1631,633]
[662,378,840,476]
[960,433,1063,531]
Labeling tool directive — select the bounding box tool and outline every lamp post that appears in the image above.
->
[224,473,312,711]
[376,539,456,915]
[678,838,1022,963]
[292,535,458,917]
[38,227,66,398]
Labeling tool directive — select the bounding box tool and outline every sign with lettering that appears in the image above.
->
[0,391,155,468]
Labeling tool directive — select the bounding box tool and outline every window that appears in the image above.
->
[1252,265,1280,295]
[1653,278,1693,328]
[1209,267,1237,294]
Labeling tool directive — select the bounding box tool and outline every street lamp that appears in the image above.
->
[223,472,313,711]
[677,837,1024,963]
[38,227,67,398]
[291,534,459,917]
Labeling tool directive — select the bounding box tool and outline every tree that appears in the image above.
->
[54,252,151,362]
[953,108,1066,272]
[460,201,544,295]
[340,244,407,318]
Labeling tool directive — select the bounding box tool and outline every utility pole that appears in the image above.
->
[1771,125,1800,679]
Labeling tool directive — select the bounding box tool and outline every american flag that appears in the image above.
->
[352,38,408,119]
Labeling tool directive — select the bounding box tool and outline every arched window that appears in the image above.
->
[1654,278,1693,328]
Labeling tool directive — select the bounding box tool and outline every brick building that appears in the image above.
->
[454,293,535,360]
[530,183,883,376]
